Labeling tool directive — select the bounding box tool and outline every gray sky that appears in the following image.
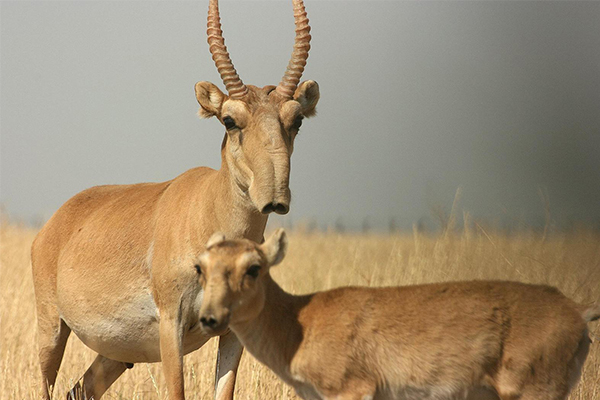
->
[2,1,600,231]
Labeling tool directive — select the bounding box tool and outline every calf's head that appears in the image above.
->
[195,229,288,335]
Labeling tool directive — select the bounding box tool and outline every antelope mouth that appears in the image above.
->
[261,202,289,215]
[199,314,230,336]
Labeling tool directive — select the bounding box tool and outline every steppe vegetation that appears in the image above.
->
[1,217,599,399]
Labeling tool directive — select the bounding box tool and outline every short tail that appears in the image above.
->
[582,303,600,323]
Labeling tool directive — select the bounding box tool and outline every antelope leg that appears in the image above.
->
[67,355,128,400]
[214,330,244,400]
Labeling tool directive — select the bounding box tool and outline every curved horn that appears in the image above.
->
[207,0,248,99]
[275,0,312,99]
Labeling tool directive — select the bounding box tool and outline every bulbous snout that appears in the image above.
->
[249,142,291,215]
[199,310,230,335]
[261,202,290,215]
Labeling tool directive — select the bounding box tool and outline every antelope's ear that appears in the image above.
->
[294,80,319,118]
[206,232,226,248]
[195,81,225,119]
[260,228,288,267]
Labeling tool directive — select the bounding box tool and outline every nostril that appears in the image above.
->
[261,203,275,214]
[200,316,218,328]
[273,203,289,215]
[262,203,289,215]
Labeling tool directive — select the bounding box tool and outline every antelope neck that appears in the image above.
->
[230,274,312,383]
[209,149,268,239]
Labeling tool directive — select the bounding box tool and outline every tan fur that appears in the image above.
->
[31,81,319,400]
[196,230,598,400]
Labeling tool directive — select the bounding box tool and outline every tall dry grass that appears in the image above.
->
[1,220,599,399]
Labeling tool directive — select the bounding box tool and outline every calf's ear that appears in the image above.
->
[261,228,288,266]
[206,232,226,248]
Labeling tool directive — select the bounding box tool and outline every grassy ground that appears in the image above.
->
[1,221,599,399]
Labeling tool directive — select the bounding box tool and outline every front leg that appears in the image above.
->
[214,329,244,400]
[160,315,186,400]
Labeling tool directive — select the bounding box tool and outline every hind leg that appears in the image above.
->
[67,355,128,400]
[496,365,573,400]
[466,388,500,400]
[320,378,376,400]
[496,375,571,400]
[517,334,592,400]
[517,387,570,400]
[566,332,591,394]
[37,313,71,400]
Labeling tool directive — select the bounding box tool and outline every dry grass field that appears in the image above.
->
[1,219,599,399]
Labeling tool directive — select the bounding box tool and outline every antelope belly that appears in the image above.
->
[61,290,162,363]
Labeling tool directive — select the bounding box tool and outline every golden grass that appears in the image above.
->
[1,221,599,399]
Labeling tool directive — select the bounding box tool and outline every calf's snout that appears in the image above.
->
[199,310,230,334]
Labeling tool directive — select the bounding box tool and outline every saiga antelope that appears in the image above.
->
[196,229,600,400]
[30,1,319,399]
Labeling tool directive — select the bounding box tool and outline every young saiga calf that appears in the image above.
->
[195,229,599,400]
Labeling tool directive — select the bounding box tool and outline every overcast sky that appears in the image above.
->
[2,1,600,231]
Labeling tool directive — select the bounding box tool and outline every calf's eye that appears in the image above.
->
[194,264,202,275]
[246,265,261,278]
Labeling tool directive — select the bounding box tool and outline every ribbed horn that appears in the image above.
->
[207,0,248,99]
[275,0,311,99]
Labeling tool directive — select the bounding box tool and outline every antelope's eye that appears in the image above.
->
[223,116,237,130]
[246,265,261,278]
[291,115,303,130]
[194,264,202,275]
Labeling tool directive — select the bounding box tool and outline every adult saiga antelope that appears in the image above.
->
[196,229,600,400]
[31,1,319,399]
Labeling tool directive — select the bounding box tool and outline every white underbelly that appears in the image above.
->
[61,289,163,363]
[59,286,211,363]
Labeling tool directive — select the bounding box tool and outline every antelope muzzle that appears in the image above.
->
[261,202,289,215]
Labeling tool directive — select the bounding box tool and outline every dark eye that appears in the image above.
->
[194,264,202,275]
[291,115,303,130]
[246,264,261,278]
[223,116,237,130]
